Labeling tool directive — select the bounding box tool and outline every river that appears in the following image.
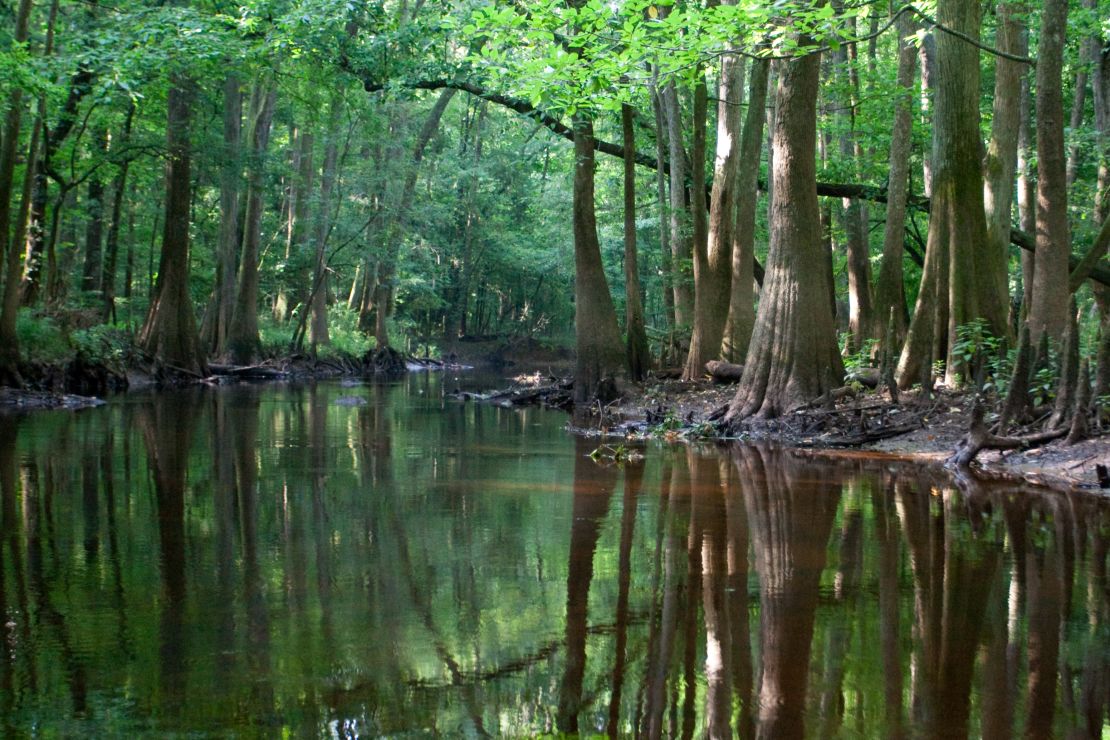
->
[0,372,1107,736]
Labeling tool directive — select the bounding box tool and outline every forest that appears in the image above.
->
[0,0,1109,443]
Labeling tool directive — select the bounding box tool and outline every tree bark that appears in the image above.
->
[138,76,206,376]
[662,80,694,332]
[897,0,995,388]
[723,52,844,421]
[872,10,917,347]
[982,1,1026,336]
[1028,0,1071,343]
[722,58,768,364]
[101,104,135,322]
[0,0,36,385]
[81,128,108,293]
[622,103,650,381]
[226,81,277,365]
[309,103,342,351]
[572,115,627,404]
[209,75,241,356]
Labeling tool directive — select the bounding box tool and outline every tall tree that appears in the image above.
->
[1027,0,1070,342]
[621,102,650,381]
[897,0,999,388]
[226,80,277,365]
[723,49,844,421]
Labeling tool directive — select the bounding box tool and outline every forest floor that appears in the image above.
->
[599,378,1110,495]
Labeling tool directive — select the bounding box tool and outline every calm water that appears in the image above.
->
[0,373,1108,737]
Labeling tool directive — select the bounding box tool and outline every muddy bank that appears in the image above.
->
[589,378,1109,494]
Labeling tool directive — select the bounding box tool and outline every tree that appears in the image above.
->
[724,49,844,421]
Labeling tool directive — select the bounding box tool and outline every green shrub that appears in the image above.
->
[16,310,72,365]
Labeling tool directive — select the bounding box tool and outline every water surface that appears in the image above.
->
[1,374,1108,737]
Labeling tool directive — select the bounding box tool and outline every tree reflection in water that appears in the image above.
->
[0,380,1107,736]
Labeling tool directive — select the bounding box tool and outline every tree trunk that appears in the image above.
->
[572,115,627,404]
[871,10,917,347]
[1018,32,1036,317]
[81,128,108,293]
[1028,0,1071,343]
[898,0,994,388]
[684,42,741,380]
[275,127,314,322]
[1066,0,1099,188]
[663,80,694,332]
[982,1,1026,338]
[651,83,676,356]
[919,31,937,197]
[101,104,135,322]
[723,52,844,421]
[309,103,342,351]
[138,76,206,376]
[721,58,768,363]
[209,75,241,356]
[0,0,36,386]
[622,103,650,381]
[226,81,277,365]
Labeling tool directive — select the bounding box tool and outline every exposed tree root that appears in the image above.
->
[948,405,1067,468]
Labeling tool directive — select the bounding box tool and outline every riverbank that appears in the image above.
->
[601,378,1110,495]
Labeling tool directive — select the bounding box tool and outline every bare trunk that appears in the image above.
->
[1028,0,1071,343]
[622,103,650,381]
[898,0,993,388]
[684,66,729,380]
[0,0,36,385]
[81,129,108,293]
[1018,37,1036,316]
[309,104,342,351]
[872,11,917,347]
[663,80,694,332]
[226,81,277,365]
[723,52,844,421]
[211,76,241,356]
[101,105,135,322]
[722,58,769,363]
[138,77,206,375]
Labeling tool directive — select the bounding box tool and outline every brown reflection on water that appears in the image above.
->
[0,380,1108,736]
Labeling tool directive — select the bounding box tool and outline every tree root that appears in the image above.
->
[948,405,1068,468]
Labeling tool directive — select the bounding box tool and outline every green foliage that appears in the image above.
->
[951,319,1009,393]
[71,325,132,367]
[15,311,72,366]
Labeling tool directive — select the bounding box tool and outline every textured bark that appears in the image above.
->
[138,78,206,375]
[226,81,277,365]
[309,104,342,351]
[918,31,937,197]
[274,127,314,322]
[723,53,844,421]
[872,11,916,347]
[1028,0,1071,343]
[898,0,993,388]
[621,103,650,381]
[1017,36,1036,316]
[210,76,241,356]
[662,80,694,331]
[722,58,768,364]
[684,60,732,381]
[651,83,676,354]
[572,116,627,404]
[982,1,1026,335]
[0,0,36,385]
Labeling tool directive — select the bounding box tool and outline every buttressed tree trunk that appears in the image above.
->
[723,52,844,422]
[621,103,650,381]
[684,35,742,381]
[897,0,995,388]
[1028,0,1070,343]
[871,10,916,346]
[721,57,769,363]
[138,75,206,376]
[572,115,627,404]
[226,81,277,365]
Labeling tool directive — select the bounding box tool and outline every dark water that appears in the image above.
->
[0,374,1108,737]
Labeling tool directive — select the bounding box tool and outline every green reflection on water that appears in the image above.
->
[0,374,1107,737]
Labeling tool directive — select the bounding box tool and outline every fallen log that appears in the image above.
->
[207,363,288,379]
[705,360,744,383]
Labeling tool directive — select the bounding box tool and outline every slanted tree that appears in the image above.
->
[723,49,843,422]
